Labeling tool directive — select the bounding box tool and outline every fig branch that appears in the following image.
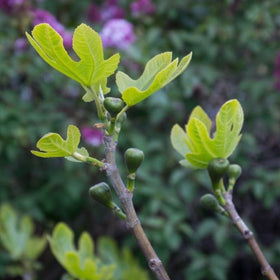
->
[103,135,171,280]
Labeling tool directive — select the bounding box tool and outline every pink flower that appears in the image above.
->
[32,9,72,48]
[100,19,136,50]
[131,0,155,17]
[81,127,103,147]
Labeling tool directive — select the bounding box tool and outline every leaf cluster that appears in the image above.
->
[49,223,115,280]
[171,99,244,169]
[0,204,46,263]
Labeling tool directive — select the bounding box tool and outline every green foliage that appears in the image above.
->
[31,124,83,158]
[116,52,192,106]
[49,223,115,280]
[98,237,150,280]
[0,204,46,261]
[26,23,120,101]
[171,99,244,169]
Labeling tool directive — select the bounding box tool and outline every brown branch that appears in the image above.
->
[103,135,171,280]
[224,192,279,280]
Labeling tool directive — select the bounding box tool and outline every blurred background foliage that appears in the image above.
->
[0,0,280,279]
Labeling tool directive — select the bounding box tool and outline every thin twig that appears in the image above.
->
[224,192,279,280]
[103,135,171,280]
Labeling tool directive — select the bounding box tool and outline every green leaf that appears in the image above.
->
[189,106,212,133]
[49,222,75,264]
[212,99,244,158]
[98,237,150,280]
[26,23,120,92]
[171,99,244,169]
[24,236,47,260]
[31,125,80,158]
[170,124,190,157]
[116,52,192,106]
[49,223,115,280]
[0,204,45,261]
[65,147,89,163]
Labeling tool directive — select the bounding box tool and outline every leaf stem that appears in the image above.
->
[73,152,104,168]
[103,135,171,280]
[223,192,279,280]
[116,104,129,121]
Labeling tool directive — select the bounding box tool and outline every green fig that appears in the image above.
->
[125,148,144,174]
[104,97,125,116]
[89,183,114,209]
[200,194,220,211]
[208,158,229,185]
[228,164,242,180]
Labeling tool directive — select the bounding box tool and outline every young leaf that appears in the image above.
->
[116,52,192,106]
[171,99,244,169]
[31,125,81,158]
[26,23,120,94]
[0,204,46,261]
[49,223,115,280]
[213,99,244,158]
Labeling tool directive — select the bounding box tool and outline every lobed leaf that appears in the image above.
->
[49,223,115,280]
[171,99,244,169]
[31,125,80,158]
[26,23,120,95]
[116,52,192,106]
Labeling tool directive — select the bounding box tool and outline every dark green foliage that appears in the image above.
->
[1,0,280,279]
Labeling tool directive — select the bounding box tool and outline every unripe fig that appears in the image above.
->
[200,194,220,211]
[228,164,242,180]
[125,148,144,174]
[208,158,229,184]
[104,97,124,116]
[89,182,114,209]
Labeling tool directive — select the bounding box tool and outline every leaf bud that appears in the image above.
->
[104,97,125,116]
[228,164,242,180]
[208,158,229,185]
[200,194,220,211]
[125,148,144,174]
[89,182,114,209]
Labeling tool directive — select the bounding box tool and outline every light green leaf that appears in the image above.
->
[65,147,89,163]
[24,236,47,260]
[49,222,75,264]
[78,232,94,265]
[189,106,212,133]
[116,52,192,106]
[31,125,80,158]
[49,223,115,280]
[26,23,119,91]
[171,99,244,169]
[170,124,190,157]
[0,204,46,261]
[213,99,244,158]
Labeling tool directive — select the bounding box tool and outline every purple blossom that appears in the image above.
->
[32,9,72,48]
[131,0,155,17]
[274,51,280,91]
[0,0,26,14]
[87,0,124,23]
[86,3,102,23]
[81,127,103,147]
[14,37,27,52]
[100,19,136,50]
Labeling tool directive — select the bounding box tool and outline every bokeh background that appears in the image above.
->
[0,0,280,279]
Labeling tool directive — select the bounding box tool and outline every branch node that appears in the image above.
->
[243,229,254,240]
[127,217,140,229]
[119,191,133,204]
[148,258,162,271]
[262,265,273,275]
